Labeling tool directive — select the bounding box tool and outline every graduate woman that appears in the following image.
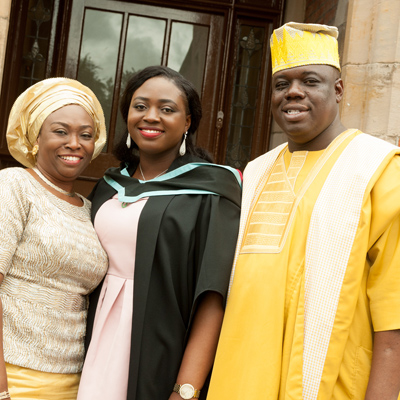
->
[77,66,241,400]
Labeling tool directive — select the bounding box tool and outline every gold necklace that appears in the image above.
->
[139,164,168,181]
[121,164,169,208]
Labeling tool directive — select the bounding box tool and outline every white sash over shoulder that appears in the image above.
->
[303,133,396,399]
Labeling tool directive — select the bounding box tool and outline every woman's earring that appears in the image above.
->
[179,131,188,156]
[126,133,132,149]
[32,145,39,157]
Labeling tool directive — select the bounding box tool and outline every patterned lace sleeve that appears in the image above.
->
[0,169,29,277]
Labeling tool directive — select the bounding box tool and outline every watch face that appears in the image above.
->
[180,384,195,399]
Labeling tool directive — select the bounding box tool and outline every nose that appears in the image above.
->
[285,81,306,100]
[65,133,81,149]
[143,106,160,122]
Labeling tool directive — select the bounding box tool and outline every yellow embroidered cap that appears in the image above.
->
[270,22,341,75]
[6,77,107,168]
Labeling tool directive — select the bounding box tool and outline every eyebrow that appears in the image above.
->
[273,70,324,80]
[50,121,94,129]
[301,71,323,77]
[133,96,178,106]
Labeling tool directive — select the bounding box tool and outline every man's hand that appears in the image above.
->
[365,329,400,400]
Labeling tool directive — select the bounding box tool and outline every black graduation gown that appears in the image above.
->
[85,154,241,399]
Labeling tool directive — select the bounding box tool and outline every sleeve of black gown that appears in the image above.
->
[192,192,241,307]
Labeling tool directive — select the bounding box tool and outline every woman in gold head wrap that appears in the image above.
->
[0,78,109,400]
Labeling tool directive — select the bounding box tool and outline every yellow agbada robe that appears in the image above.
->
[208,130,400,399]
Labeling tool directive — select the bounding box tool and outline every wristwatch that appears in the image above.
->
[173,383,201,399]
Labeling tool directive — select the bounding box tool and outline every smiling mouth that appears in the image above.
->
[281,107,309,123]
[141,129,163,133]
[59,155,82,163]
[139,129,164,138]
[286,110,301,115]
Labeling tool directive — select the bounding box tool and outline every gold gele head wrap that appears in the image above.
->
[6,77,107,168]
[270,22,341,75]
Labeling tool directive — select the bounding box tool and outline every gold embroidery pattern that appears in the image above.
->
[242,152,307,251]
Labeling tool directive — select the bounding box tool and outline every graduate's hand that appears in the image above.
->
[168,391,181,400]
[171,292,224,400]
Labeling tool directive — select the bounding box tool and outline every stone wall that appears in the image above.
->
[340,0,400,145]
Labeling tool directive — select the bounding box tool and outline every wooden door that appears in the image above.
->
[64,0,225,194]
[0,0,284,196]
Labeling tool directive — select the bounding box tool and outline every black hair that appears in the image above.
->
[114,65,212,164]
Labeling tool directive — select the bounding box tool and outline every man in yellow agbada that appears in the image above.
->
[207,22,400,400]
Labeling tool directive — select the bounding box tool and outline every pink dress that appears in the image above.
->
[77,196,147,399]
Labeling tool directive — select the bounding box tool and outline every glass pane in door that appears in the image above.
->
[168,22,209,94]
[225,25,265,170]
[77,9,123,140]
[115,15,166,143]
[122,15,166,83]
[19,0,54,92]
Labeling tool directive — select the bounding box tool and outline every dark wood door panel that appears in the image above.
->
[64,0,225,191]
[237,0,283,9]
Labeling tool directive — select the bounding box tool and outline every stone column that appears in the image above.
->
[340,0,400,145]
[0,0,12,93]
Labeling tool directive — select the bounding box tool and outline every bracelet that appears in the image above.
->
[0,391,10,400]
